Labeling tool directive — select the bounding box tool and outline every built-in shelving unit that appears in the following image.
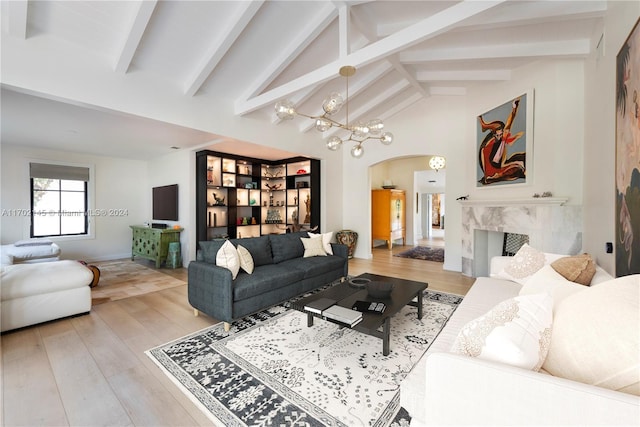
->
[196,151,320,244]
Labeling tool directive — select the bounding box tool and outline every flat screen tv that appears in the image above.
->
[152,184,178,221]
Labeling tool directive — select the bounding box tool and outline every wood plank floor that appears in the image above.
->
[1,242,473,427]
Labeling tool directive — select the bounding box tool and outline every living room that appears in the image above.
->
[1,1,639,426]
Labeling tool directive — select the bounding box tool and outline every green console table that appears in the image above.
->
[130,225,183,268]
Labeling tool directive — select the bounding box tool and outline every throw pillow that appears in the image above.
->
[542,275,640,396]
[452,293,553,371]
[269,231,308,263]
[307,231,334,255]
[301,236,327,257]
[237,245,254,274]
[216,240,240,279]
[497,244,566,285]
[229,236,273,266]
[519,265,586,312]
[550,253,596,285]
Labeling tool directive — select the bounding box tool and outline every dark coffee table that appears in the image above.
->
[292,273,428,355]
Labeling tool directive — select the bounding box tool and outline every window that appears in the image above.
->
[30,163,89,238]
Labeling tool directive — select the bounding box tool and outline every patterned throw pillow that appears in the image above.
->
[550,253,596,285]
[452,293,553,371]
[497,244,566,285]
[216,240,240,279]
[237,245,254,274]
[301,237,327,257]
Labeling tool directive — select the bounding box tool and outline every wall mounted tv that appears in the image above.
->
[152,184,178,221]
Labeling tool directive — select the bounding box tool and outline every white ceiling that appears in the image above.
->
[1,0,605,160]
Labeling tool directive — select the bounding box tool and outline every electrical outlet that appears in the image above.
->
[606,242,613,253]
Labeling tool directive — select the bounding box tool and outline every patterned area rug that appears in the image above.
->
[146,289,462,427]
[395,246,444,263]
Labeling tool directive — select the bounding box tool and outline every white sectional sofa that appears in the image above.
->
[1,260,94,332]
[401,254,640,426]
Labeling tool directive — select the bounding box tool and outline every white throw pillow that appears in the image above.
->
[542,274,640,396]
[301,237,327,257]
[497,244,566,285]
[519,265,586,313]
[452,293,553,371]
[237,244,254,274]
[216,240,240,279]
[307,231,333,255]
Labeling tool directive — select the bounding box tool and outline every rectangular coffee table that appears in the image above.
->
[292,273,428,355]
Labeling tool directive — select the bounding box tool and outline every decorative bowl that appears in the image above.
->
[382,185,396,189]
[367,281,394,298]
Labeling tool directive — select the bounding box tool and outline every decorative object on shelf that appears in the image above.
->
[265,183,282,191]
[251,217,257,225]
[265,208,283,223]
[213,193,225,205]
[263,167,283,178]
[429,156,446,172]
[336,229,358,258]
[250,198,257,205]
[263,200,267,207]
[296,181,309,188]
[277,209,317,233]
[382,179,396,189]
[304,194,311,223]
[296,169,307,174]
[291,208,298,223]
[456,195,469,201]
[275,65,393,159]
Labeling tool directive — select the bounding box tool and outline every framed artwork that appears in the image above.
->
[476,91,533,187]
[615,18,640,277]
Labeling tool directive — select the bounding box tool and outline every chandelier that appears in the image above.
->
[429,156,446,172]
[274,66,393,158]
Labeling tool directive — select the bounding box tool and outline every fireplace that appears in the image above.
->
[460,198,581,277]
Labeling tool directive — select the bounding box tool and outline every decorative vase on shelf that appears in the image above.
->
[336,230,358,258]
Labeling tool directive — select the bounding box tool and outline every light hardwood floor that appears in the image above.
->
[1,243,473,427]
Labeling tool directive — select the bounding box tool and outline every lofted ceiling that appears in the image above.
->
[1,0,605,160]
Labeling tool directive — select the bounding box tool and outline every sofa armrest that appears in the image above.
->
[187,261,234,322]
[407,352,639,426]
[330,243,348,259]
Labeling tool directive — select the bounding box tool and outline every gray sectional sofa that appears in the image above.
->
[188,231,349,330]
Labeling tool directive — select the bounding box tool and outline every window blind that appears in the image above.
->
[30,163,89,181]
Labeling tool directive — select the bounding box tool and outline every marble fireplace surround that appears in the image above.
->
[460,198,582,277]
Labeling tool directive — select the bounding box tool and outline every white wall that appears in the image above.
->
[583,1,640,273]
[0,144,148,261]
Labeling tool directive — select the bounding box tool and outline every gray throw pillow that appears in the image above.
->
[269,231,308,264]
[229,235,273,266]
[199,240,226,264]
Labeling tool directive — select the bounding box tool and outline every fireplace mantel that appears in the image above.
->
[458,197,568,207]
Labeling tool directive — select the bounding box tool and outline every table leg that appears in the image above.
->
[307,313,314,327]
[417,291,424,320]
[382,317,391,356]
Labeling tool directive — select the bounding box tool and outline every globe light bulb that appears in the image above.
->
[352,121,370,139]
[322,92,344,115]
[315,118,332,132]
[274,100,296,120]
[326,136,342,151]
[380,132,393,145]
[367,119,384,135]
[350,144,364,158]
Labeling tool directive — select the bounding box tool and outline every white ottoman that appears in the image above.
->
[1,260,93,332]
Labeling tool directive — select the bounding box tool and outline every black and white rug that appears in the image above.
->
[147,290,462,426]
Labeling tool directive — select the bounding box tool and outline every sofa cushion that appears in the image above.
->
[232,264,306,301]
[279,255,346,279]
[550,253,596,285]
[496,244,566,285]
[452,293,553,371]
[542,274,640,395]
[237,245,254,274]
[216,240,240,279]
[1,260,93,300]
[269,231,308,264]
[199,240,226,264]
[301,236,326,257]
[229,236,273,267]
